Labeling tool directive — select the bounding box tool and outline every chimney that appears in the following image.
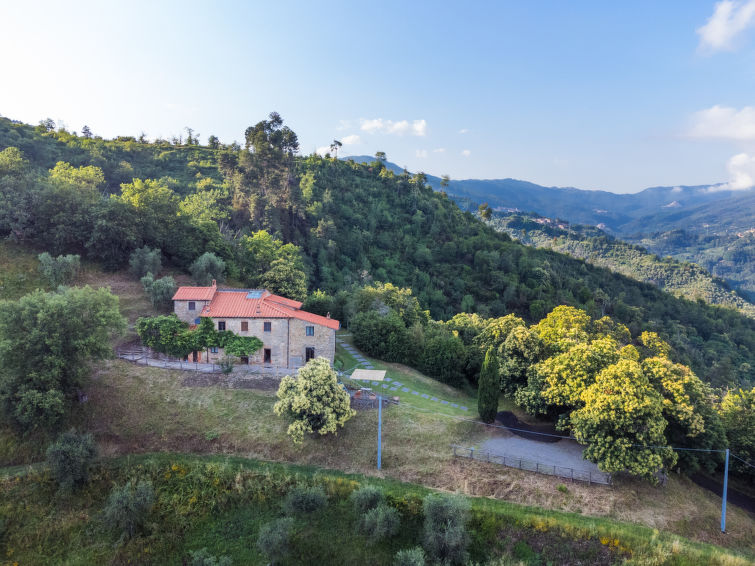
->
[326,312,331,319]
[211,279,217,287]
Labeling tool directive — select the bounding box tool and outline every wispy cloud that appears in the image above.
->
[360,118,427,136]
[720,152,755,189]
[315,146,331,156]
[689,105,755,141]
[341,134,361,145]
[458,128,469,134]
[697,0,755,51]
[416,149,428,158]
[432,148,445,153]
[461,149,471,157]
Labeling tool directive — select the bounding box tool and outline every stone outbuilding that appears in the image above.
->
[172,281,339,369]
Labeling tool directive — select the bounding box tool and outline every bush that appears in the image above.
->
[141,273,177,309]
[422,494,470,565]
[394,547,426,566]
[350,485,384,514]
[189,548,232,566]
[102,481,154,541]
[129,246,161,278]
[282,485,327,515]
[351,310,409,362]
[257,517,294,565]
[38,252,80,287]
[362,503,400,543]
[190,252,226,286]
[45,431,96,491]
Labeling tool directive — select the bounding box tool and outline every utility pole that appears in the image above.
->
[721,448,729,533]
[377,394,382,470]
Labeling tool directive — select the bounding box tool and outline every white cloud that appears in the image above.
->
[336,119,352,131]
[360,118,427,136]
[416,149,428,158]
[697,0,755,51]
[341,134,360,145]
[432,148,445,153]
[671,186,683,193]
[461,149,471,157]
[315,146,331,156]
[458,128,469,134]
[721,152,755,189]
[689,105,755,141]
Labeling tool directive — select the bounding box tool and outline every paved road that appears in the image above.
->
[481,433,607,477]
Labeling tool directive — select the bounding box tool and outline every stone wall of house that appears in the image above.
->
[288,318,336,367]
[174,300,210,324]
[199,316,335,369]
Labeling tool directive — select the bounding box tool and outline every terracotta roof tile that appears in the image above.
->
[172,286,217,301]
[176,287,340,330]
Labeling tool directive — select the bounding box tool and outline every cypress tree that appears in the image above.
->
[478,347,500,423]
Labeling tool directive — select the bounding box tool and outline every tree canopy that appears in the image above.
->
[274,357,355,444]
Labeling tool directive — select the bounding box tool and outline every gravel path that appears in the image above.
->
[481,433,604,474]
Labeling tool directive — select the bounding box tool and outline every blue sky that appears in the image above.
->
[3,1,755,193]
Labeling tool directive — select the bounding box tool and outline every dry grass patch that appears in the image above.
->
[78,360,755,554]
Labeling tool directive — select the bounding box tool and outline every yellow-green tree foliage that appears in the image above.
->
[570,359,676,479]
[718,387,755,476]
[274,357,355,444]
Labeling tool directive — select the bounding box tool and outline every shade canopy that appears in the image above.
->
[350,369,387,382]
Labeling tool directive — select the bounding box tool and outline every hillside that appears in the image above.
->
[1,116,754,388]
[483,212,755,318]
[3,453,752,565]
[345,154,755,299]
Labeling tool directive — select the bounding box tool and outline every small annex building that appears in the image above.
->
[172,280,339,369]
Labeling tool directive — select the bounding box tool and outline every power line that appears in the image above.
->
[396,399,749,460]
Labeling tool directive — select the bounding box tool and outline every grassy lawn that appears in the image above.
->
[336,332,477,417]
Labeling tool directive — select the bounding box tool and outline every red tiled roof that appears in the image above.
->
[177,287,340,330]
[266,293,303,309]
[172,286,217,301]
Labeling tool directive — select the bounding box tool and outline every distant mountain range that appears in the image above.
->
[343,155,754,236]
[344,155,755,302]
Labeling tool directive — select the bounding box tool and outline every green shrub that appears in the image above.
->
[189,547,232,566]
[393,547,425,566]
[190,252,226,286]
[477,347,500,423]
[282,485,327,515]
[141,273,176,309]
[45,431,96,491]
[102,481,154,541]
[362,503,400,543]
[219,356,235,374]
[129,246,161,278]
[422,494,470,565]
[38,252,80,287]
[350,485,384,514]
[257,517,294,565]
[557,484,568,494]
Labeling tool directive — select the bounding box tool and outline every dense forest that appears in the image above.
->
[633,229,755,302]
[0,114,753,389]
[481,211,755,317]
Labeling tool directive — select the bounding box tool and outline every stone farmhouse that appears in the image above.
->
[172,281,339,368]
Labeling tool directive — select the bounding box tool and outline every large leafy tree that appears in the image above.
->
[570,359,676,480]
[0,286,125,431]
[718,387,754,476]
[274,357,355,444]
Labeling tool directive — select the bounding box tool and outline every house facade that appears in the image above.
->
[172,281,339,368]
